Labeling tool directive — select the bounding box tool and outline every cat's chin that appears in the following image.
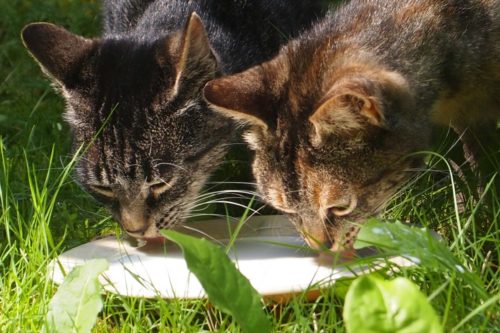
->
[315,248,357,266]
[141,237,167,244]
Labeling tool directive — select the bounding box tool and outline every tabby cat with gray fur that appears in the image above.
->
[22,0,324,240]
[204,0,500,251]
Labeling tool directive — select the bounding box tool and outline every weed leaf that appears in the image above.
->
[344,275,443,333]
[44,259,108,333]
[354,219,485,296]
[162,230,271,333]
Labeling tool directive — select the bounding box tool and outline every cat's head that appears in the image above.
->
[22,13,233,239]
[204,42,430,251]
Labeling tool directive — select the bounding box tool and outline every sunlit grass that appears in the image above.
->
[1,0,499,332]
[1,97,498,333]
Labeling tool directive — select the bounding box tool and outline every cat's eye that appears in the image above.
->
[326,195,357,218]
[89,184,115,198]
[149,178,176,198]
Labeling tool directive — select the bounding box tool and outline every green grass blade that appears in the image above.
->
[450,293,500,332]
[355,219,486,297]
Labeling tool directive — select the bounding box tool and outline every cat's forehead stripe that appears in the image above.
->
[275,130,303,202]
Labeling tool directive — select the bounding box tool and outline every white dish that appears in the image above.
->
[48,215,411,299]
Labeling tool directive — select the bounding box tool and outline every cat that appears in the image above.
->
[21,0,325,240]
[203,0,500,251]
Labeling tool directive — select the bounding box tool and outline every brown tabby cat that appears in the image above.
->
[204,0,500,251]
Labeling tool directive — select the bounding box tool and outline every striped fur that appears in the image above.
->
[21,0,326,239]
[205,0,500,251]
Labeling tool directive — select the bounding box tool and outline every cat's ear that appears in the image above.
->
[21,23,94,85]
[173,12,217,90]
[203,66,273,129]
[309,71,409,143]
[309,86,384,136]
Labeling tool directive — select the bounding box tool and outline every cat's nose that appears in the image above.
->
[322,239,334,249]
[119,208,151,237]
[124,225,148,236]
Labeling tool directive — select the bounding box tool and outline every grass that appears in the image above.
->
[1,0,499,332]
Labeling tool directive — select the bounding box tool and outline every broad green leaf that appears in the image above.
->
[354,219,485,296]
[162,230,271,333]
[44,259,108,333]
[344,275,443,333]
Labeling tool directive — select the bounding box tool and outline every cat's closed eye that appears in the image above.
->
[89,184,115,199]
[326,195,358,218]
[149,178,177,198]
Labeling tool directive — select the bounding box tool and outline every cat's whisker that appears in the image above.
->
[198,183,258,196]
[244,206,267,221]
[183,212,235,221]
[153,162,188,173]
[188,200,261,214]
[187,193,242,205]
[185,199,254,214]
[178,191,265,216]
[188,194,256,206]
[185,207,212,214]
[193,189,262,201]
[205,181,258,186]
[181,203,266,230]
[176,224,225,245]
[197,182,231,194]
